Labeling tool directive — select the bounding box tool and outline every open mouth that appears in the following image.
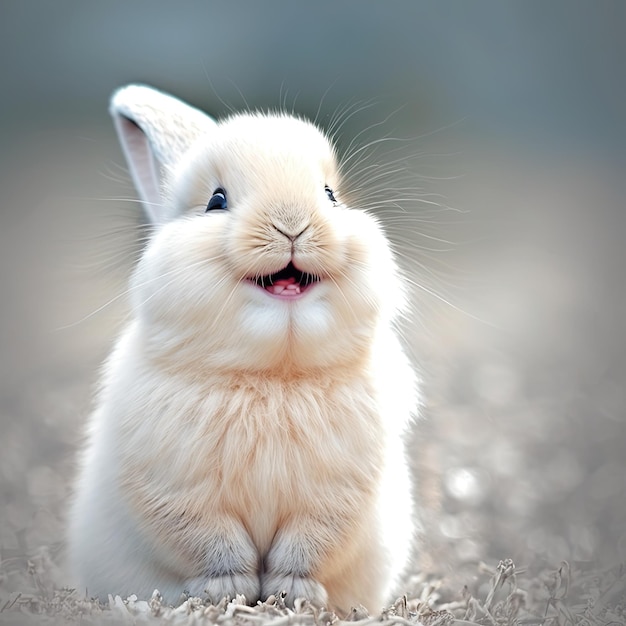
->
[247,262,321,298]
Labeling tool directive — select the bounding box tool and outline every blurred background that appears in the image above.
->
[0,0,625,603]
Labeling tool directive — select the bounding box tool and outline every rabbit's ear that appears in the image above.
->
[110,85,217,224]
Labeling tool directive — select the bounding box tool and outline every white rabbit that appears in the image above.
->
[67,84,418,615]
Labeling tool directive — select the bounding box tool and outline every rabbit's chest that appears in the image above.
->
[208,381,382,501]
[211,385,382,548]
[119,375,383,553]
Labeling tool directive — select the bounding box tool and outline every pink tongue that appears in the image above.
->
[266,276,301,295]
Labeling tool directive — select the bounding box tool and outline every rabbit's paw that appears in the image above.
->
[184,573,260,604]
[261,573,328,608]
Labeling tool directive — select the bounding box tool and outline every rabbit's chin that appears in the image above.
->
[239,281,376,371]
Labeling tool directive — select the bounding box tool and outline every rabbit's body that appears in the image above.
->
[68,86,417,614]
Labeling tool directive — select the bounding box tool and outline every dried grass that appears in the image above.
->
[1,551,624,626]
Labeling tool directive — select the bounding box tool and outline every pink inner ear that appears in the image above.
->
[113,114,164,224]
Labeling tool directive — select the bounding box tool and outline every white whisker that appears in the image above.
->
[402,275,498,329]
[326,273,361,323]
[57,254,225,331]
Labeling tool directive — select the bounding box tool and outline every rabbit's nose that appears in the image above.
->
[272,221,310,242]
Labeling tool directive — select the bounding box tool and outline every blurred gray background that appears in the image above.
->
[1,0,625,600]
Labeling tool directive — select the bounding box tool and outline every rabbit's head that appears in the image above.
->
[111,85,404,373]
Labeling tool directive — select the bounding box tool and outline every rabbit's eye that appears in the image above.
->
[206,188,227,212]
[325,186,337,204]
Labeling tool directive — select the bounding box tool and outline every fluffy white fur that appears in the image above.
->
[67,85,418,615]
